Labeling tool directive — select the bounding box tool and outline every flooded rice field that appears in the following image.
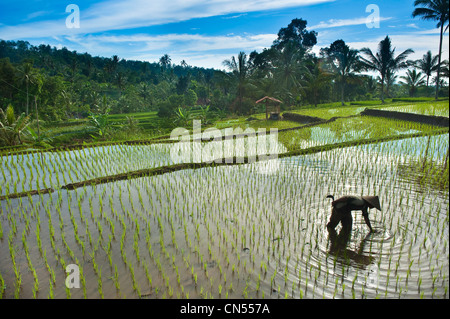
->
[0,133,448,299]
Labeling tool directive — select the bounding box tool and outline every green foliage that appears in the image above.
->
[360,36,414,103]
[184,89,198,107]
[86,108,117,137]
[0,104,31,146]
[26,127,53,148]
[0,15,447,131]
[173,107,193,127]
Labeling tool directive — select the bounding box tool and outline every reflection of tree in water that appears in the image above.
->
[326,118,371,141]
[398,160,449,193]
[327,226,373,269]
[397,140,449,193]
[279,127,312,149]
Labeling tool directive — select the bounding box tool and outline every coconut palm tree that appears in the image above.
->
[159,54,171,69]
[271,42,306,105]
[413,0,449,99]
[415,51,440,86]
[302,60,332,107]
[222,51,254,113]
[400,69,427,97]
[321,40,360,106]
[360,36,414,103]
[384,70,398,98]
[16,62,38,115]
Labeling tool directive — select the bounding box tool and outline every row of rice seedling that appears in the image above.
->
[288,106,366,119]
[1,127,447,299]
[278,115,441,152]
[1,111,444,199]
[378,101,449,118]
[0,143,177,197]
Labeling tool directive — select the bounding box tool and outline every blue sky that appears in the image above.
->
[0,0,448,70]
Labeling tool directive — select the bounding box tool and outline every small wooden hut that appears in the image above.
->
[256,96,283,120]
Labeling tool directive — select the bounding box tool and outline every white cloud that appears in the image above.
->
[69,32,277,53]
[406,23,419,29]
[310,16,392,29]
[222,13,248,19]
[39,32,277,69]
[347,34,449,60]
[0,0,334,39]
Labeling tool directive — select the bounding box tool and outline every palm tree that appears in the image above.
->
[115,72,127,96]
[321,40,360,106]
[302,60,332,107]
[415,51,440,86]
[159,54,172,69]
[271,42,306,105]
[440,59,449,79]
[360,36,414,103]
[180,60,188,68]
[384,70,398,98]
[413,0,449,99]
[16,62,38,115]
[222,51,254,113]
[400,69,426,97]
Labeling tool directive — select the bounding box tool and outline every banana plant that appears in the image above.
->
[26,127,53,148]
[173,106,192,127]
[0,104,31,146]
[86,107,118,137]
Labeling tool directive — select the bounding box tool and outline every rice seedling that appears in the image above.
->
[0,113,448,300]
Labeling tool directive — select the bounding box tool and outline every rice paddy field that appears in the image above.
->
[0,107,448,299]
[290,99,449,119]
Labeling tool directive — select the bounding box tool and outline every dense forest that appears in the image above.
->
[0,18,449,124]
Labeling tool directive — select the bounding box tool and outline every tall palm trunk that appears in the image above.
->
[26,79,29,116]
[435,22,444,100]
[340,74,345,106]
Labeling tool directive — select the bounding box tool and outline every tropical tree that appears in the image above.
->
[86,107,117,137]
[273,18,317,51]
[222,51,255,113]
[270,42,306,105]
[360,36,414,103]
[440,59,449,79]
[413,0,449,99]
[321,40,360,106]
[16,62,38,115]
[0,104,31,146]
[415,50,440,86]
[159,54,172,69]
[384,70,398,98]
[302,60,332,107]
[104,55,119,81]
[115,72,127,95]
[400,69,426,97]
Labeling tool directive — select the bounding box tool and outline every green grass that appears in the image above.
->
[287,106,365,120]
[284,98,449,120]
[277,115,441,152]
[378,100,449,118]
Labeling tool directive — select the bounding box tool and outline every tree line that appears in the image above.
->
[0,0,448,123]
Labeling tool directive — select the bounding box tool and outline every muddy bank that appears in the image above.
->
[0,187,54,200]
[361,108,449,127]
[60,160,254,190]
[282,112,325,124]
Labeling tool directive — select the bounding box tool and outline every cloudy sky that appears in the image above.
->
[0,0,448,70]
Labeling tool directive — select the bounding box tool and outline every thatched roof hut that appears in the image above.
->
[256,96,283,120]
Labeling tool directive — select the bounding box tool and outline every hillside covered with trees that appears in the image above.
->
[0,17,448,135]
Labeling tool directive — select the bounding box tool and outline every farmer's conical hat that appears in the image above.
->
[362,196,381,210]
